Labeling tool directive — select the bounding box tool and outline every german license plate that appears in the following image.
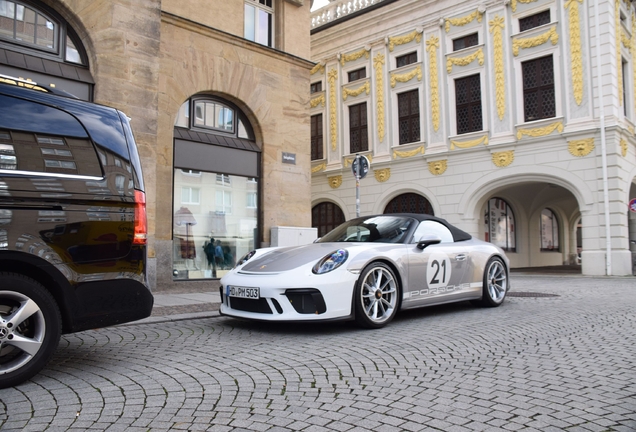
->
[227,286,260,299]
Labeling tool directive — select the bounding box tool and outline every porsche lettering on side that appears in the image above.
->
[219,214,510,329]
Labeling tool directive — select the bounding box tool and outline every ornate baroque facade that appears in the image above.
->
[310,0,636,275]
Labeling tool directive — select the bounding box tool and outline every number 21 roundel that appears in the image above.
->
[426,252,452,289]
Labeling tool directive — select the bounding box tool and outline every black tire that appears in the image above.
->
[479,257,508,307]
[354,262,400,329]
[0,273,62,389]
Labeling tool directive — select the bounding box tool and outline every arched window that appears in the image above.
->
[0,1,91,99]
[312,202,345,238]
[172,96,259,281]
[485,198,516,252]
[540,208,559,251]
[384,193,434,215]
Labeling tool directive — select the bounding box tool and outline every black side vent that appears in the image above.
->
[285,289,327,315]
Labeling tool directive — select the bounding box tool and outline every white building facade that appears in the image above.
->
[310,0,636,275]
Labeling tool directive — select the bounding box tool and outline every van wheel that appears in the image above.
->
[0,273,62,389]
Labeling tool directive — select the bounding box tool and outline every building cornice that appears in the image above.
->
[161,11,314,70]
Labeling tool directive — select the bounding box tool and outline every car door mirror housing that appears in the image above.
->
[416,235,442,250]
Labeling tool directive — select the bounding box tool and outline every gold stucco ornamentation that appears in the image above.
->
[426,36,440,132]
[340,47,370,66]
[328,69,338,151]
[374,168,391,182]
[428,160,447,175]
[311,162,327,173]
[516,121,564,140]
[565,0,584,105]
[567,138,595,156]
[393,146,425,159]
[342,81,370,100]
[310,94,325,108]
[512,26,559,56]
[620,138,628,157]
[510,0,539,12]
[446,48,484,73]
[492,151,514,167]
[489,16,506,120]
[450,135,489,150]
[374,54,386,143]
[629,125,635,135]
[390,66,422,88]
[388,30,422,52]
[310,63,324,75]
[445,10,483,33]
[344,154,373,167]
[328,175,342,189]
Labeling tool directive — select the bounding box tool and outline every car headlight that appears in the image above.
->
[235,250,256,268]
[312,249,348,274]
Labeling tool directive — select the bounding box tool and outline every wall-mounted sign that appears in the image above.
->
[282,152,296,164]
[630,198,636,213]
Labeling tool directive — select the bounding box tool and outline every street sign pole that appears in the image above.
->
[355,154,360,217]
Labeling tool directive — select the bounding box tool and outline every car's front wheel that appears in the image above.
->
[0,273,62,388]
[354,262,400,329]
[480,257,508,307]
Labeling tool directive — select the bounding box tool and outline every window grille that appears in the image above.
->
[397,90,420,145]
[455,74,482,134]
[522,55,555,122]
[349,103,368,154]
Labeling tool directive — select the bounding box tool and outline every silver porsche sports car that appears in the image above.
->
[220,214,510,328]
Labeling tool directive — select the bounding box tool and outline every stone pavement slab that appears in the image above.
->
[0,274,634,431]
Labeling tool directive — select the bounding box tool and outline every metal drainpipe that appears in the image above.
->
[593,0,612,275]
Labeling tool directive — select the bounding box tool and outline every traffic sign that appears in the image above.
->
[351,155,369,179]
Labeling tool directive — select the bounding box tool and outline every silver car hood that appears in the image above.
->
[240,243,358,273]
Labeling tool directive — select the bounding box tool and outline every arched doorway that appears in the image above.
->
[172,96,260,280]
[0,0,93,99]
[384,193,434,215]
[312,202,345,238]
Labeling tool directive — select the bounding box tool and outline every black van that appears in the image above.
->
[0,76,153,388]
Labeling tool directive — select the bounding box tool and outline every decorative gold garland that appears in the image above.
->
[565,0,584,106]
[617,0,623,106]
[310,94,325,108]
[428,160,447,175]
[516,121,563,139]
[620,138,628,157]
[492,151,514,167]
[450,135,489,150]
[374,168,391,182]
[445,10,483,33]
[568,138,595,156]
[310,63,324,75]
[328,69,338,151]
[328,175,342,189]
[427,36,440,132]
[388,30,422,52]
[311,162,327,173]
[510,0,539,12]
[340,47,370,66]
[446,48,484,73]
[512,26,559,56]
[393,146,425,159]
[390,66,422,88]
[374,54,386,143]
[490,16,506,120]
[342,81,370,100]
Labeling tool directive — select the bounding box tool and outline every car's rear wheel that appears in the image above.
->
[0,273,62,389]
[354,262,400,329]
[480,257,508,307]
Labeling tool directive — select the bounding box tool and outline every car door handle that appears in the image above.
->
[455,254,467,261]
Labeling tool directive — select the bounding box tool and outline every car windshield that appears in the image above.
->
[318,216,414,243]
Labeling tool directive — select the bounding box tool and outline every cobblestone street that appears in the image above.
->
[0,275,634,431]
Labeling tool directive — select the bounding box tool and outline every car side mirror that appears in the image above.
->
[416,235,442,250]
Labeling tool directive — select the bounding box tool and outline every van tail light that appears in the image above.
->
[133,190,147,245]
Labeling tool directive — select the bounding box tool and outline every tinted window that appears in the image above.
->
[0,95,87,137]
